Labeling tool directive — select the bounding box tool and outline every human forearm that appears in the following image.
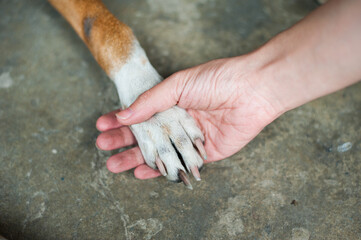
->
[250,0,361,115]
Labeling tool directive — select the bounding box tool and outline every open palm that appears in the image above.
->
[96,57,278,179]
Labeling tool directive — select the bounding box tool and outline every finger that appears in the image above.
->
[115,73,183,125]
[106,147,145,173]
[96,127,136,151]
[96,110,123,132]
[134,164,162,179]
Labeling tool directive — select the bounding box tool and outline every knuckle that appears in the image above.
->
[139,90,151,103]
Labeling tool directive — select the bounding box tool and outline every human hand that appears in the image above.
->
[97,0,361,180]
[96,56,281,179]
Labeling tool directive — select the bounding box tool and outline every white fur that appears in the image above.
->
[109,39,204,182]
[110,40,162,108]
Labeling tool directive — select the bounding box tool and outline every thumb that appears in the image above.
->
[115,73,183,125]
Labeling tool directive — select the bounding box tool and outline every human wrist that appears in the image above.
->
[223,53,285,127]
[248,0,361,117]
[251,41,305,115]
[247,24,330,117]
[234,44,291,123]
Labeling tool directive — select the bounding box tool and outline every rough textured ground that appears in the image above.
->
[0,0,360,239]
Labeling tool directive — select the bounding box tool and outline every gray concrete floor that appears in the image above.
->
[1,0,360,239]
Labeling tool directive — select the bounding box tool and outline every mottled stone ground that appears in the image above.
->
[0,0,360,239]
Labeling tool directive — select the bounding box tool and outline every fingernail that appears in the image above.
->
[116,108,133,120]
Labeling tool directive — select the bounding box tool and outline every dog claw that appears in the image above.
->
[179,170,193,190]
[191,166,201,181]
[155,157,167,176]
[195,138,207,160]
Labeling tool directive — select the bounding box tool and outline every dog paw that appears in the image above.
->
[130,106,206,188]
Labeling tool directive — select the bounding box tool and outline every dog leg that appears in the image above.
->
[49,0,206,187]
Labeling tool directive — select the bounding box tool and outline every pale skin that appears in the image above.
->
[96,0,361,180]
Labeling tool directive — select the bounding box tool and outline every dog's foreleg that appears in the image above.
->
[49,0,205,187]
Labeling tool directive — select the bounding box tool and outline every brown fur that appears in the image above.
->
[48,0,134,74]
